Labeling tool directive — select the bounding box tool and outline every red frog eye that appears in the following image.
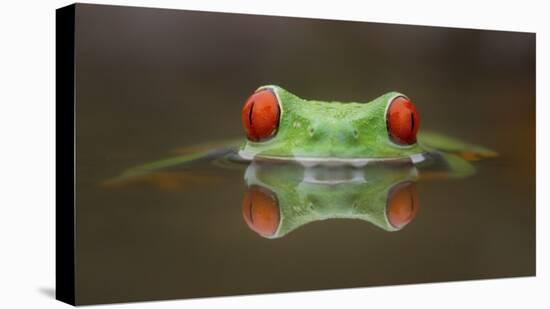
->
[242,186,280,237]
[386,182,419,229]
[241,89,280,141]
[386,96,420,145]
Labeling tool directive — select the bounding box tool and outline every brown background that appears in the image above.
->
[74,4,535,304]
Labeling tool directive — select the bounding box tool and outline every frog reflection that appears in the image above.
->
[241,161,420,239]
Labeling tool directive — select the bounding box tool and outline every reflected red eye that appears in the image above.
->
[241,89,280,141]
[242,186,280,237]
[386,182,419,229]
[386,96,420,145]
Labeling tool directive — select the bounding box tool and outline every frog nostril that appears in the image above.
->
[353,129,359,139]
[308,127,315,137]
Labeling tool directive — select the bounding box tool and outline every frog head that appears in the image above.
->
[240,85,423,162]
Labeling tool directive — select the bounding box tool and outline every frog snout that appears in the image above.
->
[307,123,357,144]
[334,130,353,143]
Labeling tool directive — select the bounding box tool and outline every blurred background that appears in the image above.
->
[73,4,535,304]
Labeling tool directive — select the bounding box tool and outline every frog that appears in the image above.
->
[240,85,424,163]
[239,85,497,165]
[107,84,496,184]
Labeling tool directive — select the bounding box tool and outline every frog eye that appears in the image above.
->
[386,96,420,145]
[242,185,280,237]
[386,182,419,229]
[241,89,280,141]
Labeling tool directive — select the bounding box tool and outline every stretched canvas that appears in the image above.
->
[56,3,535,305]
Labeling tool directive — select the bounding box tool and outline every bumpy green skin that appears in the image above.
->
[110,86,497,184]
[240,85,424,159]
[245,162,418,239]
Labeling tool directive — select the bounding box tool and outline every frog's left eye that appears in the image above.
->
[386,96,420,145]
[241,89,280,141]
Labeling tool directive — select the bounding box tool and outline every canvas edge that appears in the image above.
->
[56,3,77,306]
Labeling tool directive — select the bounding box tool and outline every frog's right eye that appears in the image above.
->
[242,185,280,237]
[241,89,280,141]
[386,96,420,145]
[386,182,419,229]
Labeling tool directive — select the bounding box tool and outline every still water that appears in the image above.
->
[73,4,535,304]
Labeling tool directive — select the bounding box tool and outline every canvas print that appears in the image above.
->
[56,3,535,305]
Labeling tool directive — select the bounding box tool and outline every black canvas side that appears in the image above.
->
[56,3,76,306]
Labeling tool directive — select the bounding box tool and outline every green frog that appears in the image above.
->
[240,85,424,162]
[113,85,495,179]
